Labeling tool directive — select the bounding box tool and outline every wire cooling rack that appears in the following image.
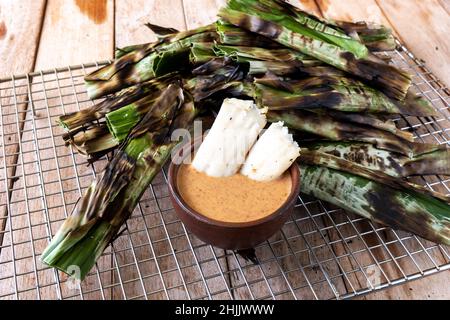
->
[0,41,449,300]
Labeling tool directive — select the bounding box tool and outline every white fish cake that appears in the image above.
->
[241,121,300,181]
[192,98,267,177]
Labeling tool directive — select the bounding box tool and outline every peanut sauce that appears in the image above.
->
[177,164,292,223]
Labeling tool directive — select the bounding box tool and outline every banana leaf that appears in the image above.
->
[42,84,197,279]
[335,21,396,52]
[299,148,450,202]
[60,75,176,132]
[115,44,148,59]
[301,141,450,178]
[216,20,283,48]
[253,75,435,116]
[190,42,217,64]
[255,82,402,114]
[299,164,450,245]
[105,94,160,142]
[62,124,118,160]
[324,111,414,141]
[219,0,411,100]
[268,109,444,157]
[214,44,313,63]
[279,1,395,51]
[213,45,349,78]
[145,22,179,38]
[85,24,218,99]
[185,58,247,101]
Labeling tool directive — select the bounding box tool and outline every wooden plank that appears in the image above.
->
[13,0,115,299]
[0,0,47,76]
[375,0,450,88]
[316,0,393,27]
[35,0,115,69]
[0,0,47,299]
[314,0,450,300]
[115,0,186,48]
[182,0,348,300]
[114,0,201,300]
[358,270,450,299]
[438,0,450,15]
[317,0,449,88]
[182,0,225,29]
[288,0,322,16]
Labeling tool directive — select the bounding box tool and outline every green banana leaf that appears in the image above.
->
[301,141,450,178]
[219,0,411,100]
[299,164,450,245]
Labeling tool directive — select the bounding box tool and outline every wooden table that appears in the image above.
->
[0,0,449,300]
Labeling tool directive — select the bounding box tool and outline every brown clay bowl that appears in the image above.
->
[167,139,301,250]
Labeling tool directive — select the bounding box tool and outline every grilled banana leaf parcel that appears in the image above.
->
[41,84,197,279]
[300,164,450,245]
[301,141,450,178]
[268,109,444,158]
[253,76,435,116]
[85,24,218,99]
[60,75,176,132]
[61,124,117,160]
[334,21,396,52]
[219,0,411,100]
[299,148,450,203]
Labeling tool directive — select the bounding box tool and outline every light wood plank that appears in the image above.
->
[114,0,200,300]
[375,0,450,88]
[288,0,322,17]
[438,0,450,15]
[315,0,394,30]
[0,0,47,299]
[182,0,225,29]
[35,0,115,69]
[358,270,450,299]
[0,0,46,76]
[115,0,186,48]
[313,0,450,300]
[21,0,115,299]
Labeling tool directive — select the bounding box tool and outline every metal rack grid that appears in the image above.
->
[0,41,449,300]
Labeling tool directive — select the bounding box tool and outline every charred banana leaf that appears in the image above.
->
[335,21,396,52]
[185,58,248,101]
[41,84,197,279]
[60,75,176,132]
[324,111,414,141]
[301,141,450,178]
[62,124,118,160]
[299,148,450,203]
[216,20,283,48]
[219,0,411,100]
[300,164,450,245]
[268,109,444,157]
[85,24,218,99]
[254,76,435,116]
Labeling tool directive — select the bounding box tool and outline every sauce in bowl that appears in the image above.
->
[177,164,292,223]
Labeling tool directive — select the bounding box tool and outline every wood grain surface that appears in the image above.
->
[0,0,47,299]
[0,0,448,300]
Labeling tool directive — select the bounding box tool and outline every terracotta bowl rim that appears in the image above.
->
[167,140,301,229]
